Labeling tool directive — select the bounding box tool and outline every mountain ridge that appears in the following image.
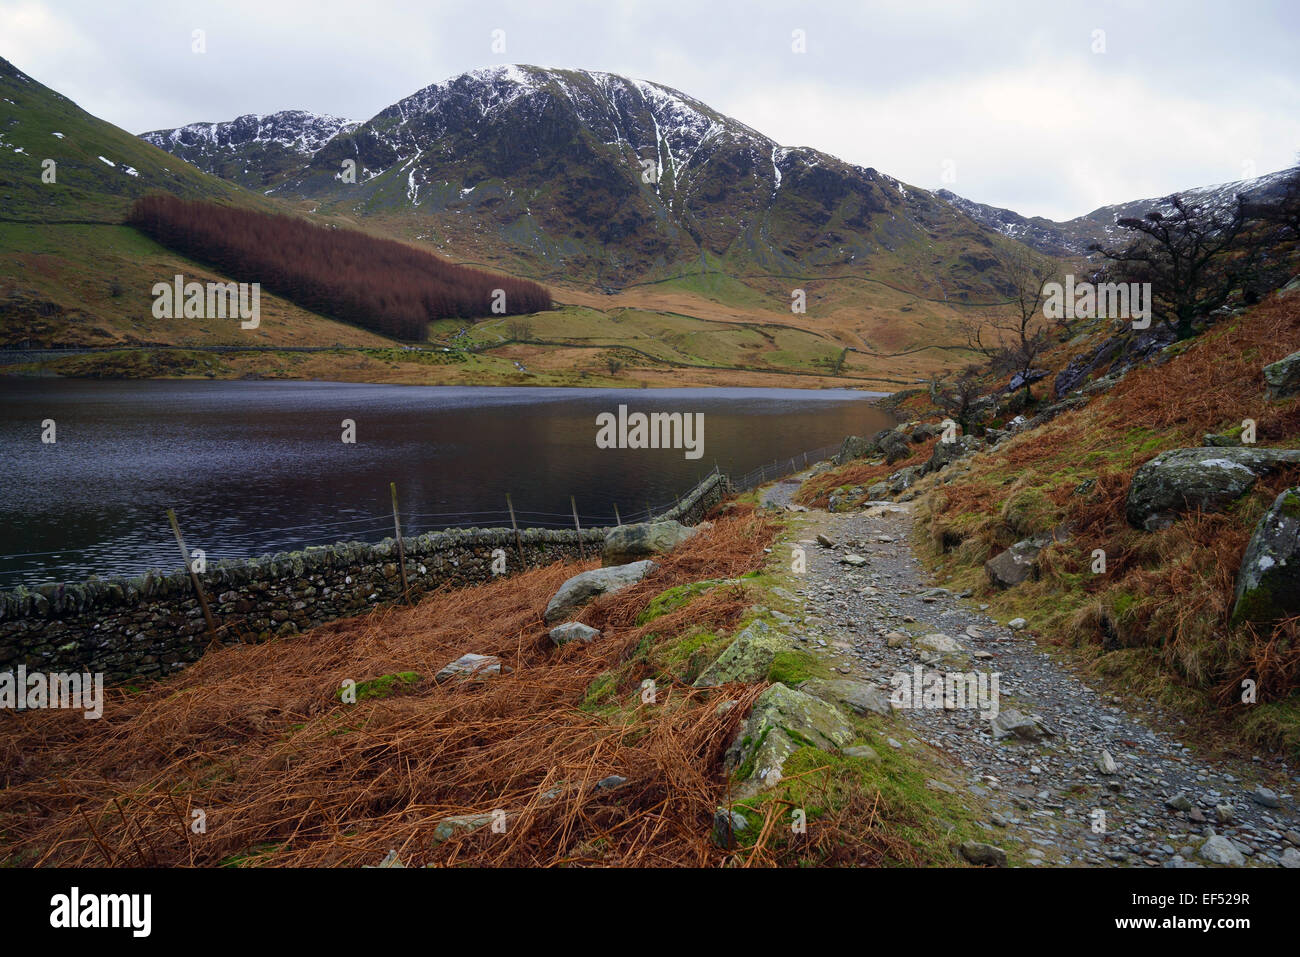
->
[938,166,1298,257]
[137,64,1038,296]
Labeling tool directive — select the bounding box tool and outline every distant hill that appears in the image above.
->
[938,167,1299,257]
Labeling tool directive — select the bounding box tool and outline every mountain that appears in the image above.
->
[140,111,359,190]
[939,166,1298,258]
[0,56,249,222]
[140,65,1041,294]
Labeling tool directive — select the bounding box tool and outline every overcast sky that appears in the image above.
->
[2,0,1296,219]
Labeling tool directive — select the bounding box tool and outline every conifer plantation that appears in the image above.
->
[127,194,552,339]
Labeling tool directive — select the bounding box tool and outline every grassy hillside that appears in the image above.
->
[0,57,250,223]
[0,55,1029,388]
[799,290,1300,754]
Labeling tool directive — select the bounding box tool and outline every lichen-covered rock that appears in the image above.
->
[725,683,856,796]
[834,434,874,465]
[549,622,601,646]
[1125,448,1300,530]
[922,434,982,476]
[799,678,892,715]
[601,520,696,567]
[985,537,1049,588]
[544,560,658,623]
[1264,350,1300,399]
[1231,487,1300,625]
[693,620,789,687]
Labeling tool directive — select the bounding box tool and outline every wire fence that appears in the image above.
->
[729,442,841,493]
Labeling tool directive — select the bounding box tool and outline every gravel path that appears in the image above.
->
[773,492,1300,868]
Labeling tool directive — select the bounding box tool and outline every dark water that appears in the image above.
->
[0,380,895,587]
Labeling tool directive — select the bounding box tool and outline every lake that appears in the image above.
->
[0,380,895,587]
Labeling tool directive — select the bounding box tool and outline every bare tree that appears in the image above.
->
[983,245,1057,399]
[506,318,534,341]
[1090,193,1260,340]
[932,366,988,435]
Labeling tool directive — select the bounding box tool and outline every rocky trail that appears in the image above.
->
[760,475,1300,868]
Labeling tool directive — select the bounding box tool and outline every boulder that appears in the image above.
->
[915,633,964,655]
[435,653,504,683]
[549,622,601,646]
[887,465,922,494]
[834,434,874,465]
[990,709,1053,741]
[1198,834,1245,867]
[693,620,789,687]
[725,683,857,796]
[910,422,944,442]
[985,537,1051,588]
[799,678,892,716]
[959,841,1008,866]
[922,434,982,475]
[1232,488,1300,625]
[1264,349,1300,400]
[879,430,912,464]
[544,560,658,623]
[1125,448,1300,531]
[602,521,696,567]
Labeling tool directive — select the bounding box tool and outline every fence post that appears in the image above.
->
[571,496,586,560]
[166,508,218,643]
[506,493,526,569]
[390,483,411,604]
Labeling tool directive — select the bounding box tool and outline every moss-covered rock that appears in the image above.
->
[1232,487,1300,625]
[725,682,857,797]
[1263,349,1300,400]
[692,619,791,687]
[1125,447,1300,531]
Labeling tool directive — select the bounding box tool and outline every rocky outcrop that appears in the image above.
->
[1231,487,1300,625]
[693,619,788,687]
[834,434,874,465]
[1053,326,1176,399]
[1125,448,1300,531]
[724,682,857,797]
[601,520,696,567]
[888,465,922,494]
[543,560,658,623]
[879,429,912,464]
[1264,350,1300,400]
[922,435,982,475]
